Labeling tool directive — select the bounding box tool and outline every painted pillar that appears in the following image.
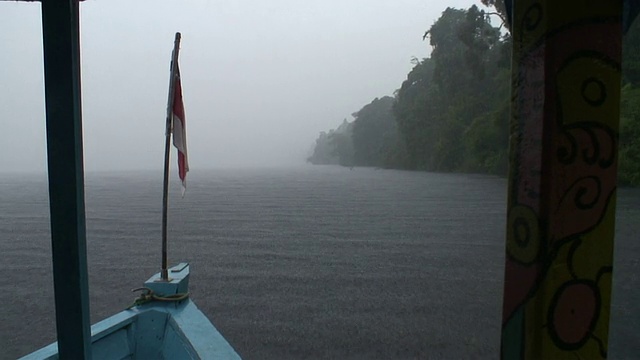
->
[41,0,92,358]
[501,1,623,359]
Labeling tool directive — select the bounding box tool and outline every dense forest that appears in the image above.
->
[308,3,640,186]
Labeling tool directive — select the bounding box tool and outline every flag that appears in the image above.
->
[172,65,189,194]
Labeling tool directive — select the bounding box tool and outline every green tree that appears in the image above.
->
[310,4,511,175]
[623,15,640,86]
[307,131,338,165]
[393,58,438,170]
[618,84,640,185]
[423,6,508,172]
[480,0,510,31]
[351,96,399,167]
[307,119,354,166]
[329,120,355,166]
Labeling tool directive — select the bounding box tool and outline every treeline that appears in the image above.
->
[308,5,510,173]
[308,4,640,185]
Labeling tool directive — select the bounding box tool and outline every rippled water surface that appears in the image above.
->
[1,166,638,359]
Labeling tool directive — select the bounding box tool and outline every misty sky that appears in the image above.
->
[1,0,482,173]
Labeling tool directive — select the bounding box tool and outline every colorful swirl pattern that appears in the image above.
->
[501,2,623,359]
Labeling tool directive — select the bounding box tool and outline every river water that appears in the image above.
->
[1,165,638,359]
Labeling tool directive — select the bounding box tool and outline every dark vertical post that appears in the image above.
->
[41,0,91,358]
[162,32,181,280]
[501,1,623,359]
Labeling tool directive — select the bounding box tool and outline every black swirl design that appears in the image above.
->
[581,77,607,106]
[523,3,543,31]
[557,130,578,165]
[507,205,541,265]
[559,176,602,210]
[556,123,616,169]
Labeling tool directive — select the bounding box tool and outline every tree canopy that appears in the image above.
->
[308,4,640,186]
[619,16,640,185]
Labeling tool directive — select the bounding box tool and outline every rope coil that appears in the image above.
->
[128,287,189,309]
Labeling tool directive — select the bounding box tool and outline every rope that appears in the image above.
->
[128,287,189,309]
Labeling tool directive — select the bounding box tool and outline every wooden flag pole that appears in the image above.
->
[161,32,181,281]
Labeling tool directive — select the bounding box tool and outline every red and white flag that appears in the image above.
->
[172,65,189,194]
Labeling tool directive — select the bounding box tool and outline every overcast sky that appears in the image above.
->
[1,0,481,173]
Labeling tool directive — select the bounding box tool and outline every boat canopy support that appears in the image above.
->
[501,1,625,359]
[502,0,640,34]
[41,0,92,358]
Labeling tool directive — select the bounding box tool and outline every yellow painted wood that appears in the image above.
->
[501,1,623,359]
